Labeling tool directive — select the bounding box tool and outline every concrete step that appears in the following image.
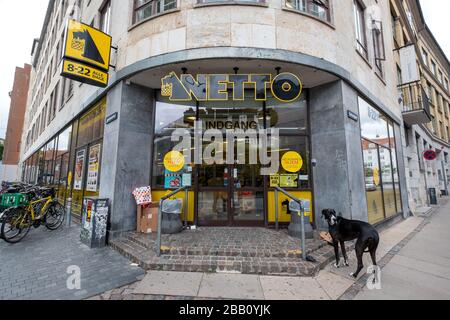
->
[109,237,340,277]
[123,232,323,259]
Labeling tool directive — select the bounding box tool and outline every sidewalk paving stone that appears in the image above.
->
[134,271,203,297]
[0,226,144,300]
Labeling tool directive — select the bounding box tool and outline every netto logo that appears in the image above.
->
[161,72,303,103]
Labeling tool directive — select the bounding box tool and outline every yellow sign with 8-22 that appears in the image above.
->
[61,59,109,87]
[64,19,112,71]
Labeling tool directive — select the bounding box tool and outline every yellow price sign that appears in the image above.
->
[61,59,109,88]
[164,151,185,173]
[270,174,280,187]
[64,19,112,71]
[281,151,303,173]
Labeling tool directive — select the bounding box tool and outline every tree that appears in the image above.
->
[0,143,4,161]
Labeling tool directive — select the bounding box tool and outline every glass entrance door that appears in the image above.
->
[197,162,265,226]
[196,100,266,226]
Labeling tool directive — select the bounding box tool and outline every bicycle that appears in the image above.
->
[1,187,66,243]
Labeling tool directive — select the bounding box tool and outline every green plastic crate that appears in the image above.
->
[0,193,29,208]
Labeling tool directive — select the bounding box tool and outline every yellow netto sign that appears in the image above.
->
[60,20,112,88]
[61,60,109,87]
[161,72,303,103]
[63,20,112,71]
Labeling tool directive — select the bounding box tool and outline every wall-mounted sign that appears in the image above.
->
[399,44,420,85]
[161,72,302,103]
[63,19,112,71]
[61,19,112,88]
[164,151,185,173]
[347,110,359,122]
[61,59,109,87]
[106,112,119,125]
[281,151,304,173]
[423,150,437,161]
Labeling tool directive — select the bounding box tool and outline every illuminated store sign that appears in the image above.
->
[161,72,302,103]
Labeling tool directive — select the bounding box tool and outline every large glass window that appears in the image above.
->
[152,96,196,189]
[359,97,402,224]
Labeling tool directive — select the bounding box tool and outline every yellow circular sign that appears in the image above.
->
[281,151,303,173]
[164,151,185,172]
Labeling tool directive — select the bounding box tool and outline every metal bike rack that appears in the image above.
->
[156,186,190,257]
[274,186,307,261]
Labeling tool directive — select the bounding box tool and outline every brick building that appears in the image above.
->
[0,64,31,182]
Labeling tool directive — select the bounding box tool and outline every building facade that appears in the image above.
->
[0,64,31,182]
[390,0,450,213]
[21,0,450,238]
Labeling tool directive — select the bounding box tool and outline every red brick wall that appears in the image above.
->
[2,64,31,165]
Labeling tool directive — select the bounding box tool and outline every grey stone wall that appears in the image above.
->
[310,80,367,229]
[100,82,154,238]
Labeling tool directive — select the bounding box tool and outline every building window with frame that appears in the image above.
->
[133,0,177,24]
[353,0,368,59]
[285,0,331,22]
[372,20,386,77]
[431,60,437,75]
[100,0,111,34]
[422,49,429,67]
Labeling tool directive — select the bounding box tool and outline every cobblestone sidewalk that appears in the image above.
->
[0,226,144,300]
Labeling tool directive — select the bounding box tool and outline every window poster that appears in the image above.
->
[164,170,182,189]
[74,149,86,191]
[86,144,101,192]
[280,174,299,188]
[270,174,280,187]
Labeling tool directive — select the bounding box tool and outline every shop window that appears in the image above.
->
[274,136,310,190]
[359,97,402,224]
[77,99,106,148]
[54,126,73,204]
[133,0,177,24]
[71,99,106,220]
[266,92,308,134]
[362,139,385,224]
[154,96,197,136]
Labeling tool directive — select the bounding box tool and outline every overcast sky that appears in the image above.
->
[0,0,449,139]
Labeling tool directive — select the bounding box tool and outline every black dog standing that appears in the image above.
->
[322,209,380,278]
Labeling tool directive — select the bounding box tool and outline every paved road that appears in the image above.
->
[0,225,144,300]
[355,200,450,300]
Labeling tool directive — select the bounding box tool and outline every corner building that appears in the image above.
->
[20,0,417,237]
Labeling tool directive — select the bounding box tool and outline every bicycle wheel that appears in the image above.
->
[1,207,32,244]
[45,201,66,231]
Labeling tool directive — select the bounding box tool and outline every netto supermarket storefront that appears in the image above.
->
[21,53,410,235]
[151,73,312,227]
